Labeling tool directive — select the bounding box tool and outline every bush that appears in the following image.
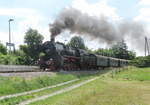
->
[0,53,18,65]
[0,43,7,55]
[130,56,150,67]
[0,50,34,65]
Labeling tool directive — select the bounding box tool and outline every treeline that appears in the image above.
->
[66,36,150,67]
[68,36,136,60]
[0,28,43,65]
[130,56,150,67]
[0,28,149,67]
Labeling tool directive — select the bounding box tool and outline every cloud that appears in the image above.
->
[135,8,150,23]
[67,0,148,56]
[0,8,41,18]
[133,0,150,56]
[0,8,49,48]
[136,0,150,22]
[59,0,121,50]
[0,32,8,43]
[138,0,150,5]
[0,1,120,50]
[135,1,150,35]
[71,0,121,21]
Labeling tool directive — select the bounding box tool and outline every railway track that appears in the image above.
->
[0,65,40,73]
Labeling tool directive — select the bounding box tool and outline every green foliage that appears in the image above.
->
[18,45,33,65]
[19,45,28,55]
[128,51,136,60]
[111,40,135,59]
[0,53,19,65]
[0,49,33,65]
[24,28,44,47]
[0,29,44,65]
[24,28,44,62]
[94,48,114,57]
[0,42,7,55]
[67,36,86,49]
[94,40,136,60]
[130,56,150,67]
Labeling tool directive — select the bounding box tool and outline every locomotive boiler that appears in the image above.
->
[39,39,82,70]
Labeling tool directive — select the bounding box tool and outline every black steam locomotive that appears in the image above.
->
[38,40,129,71]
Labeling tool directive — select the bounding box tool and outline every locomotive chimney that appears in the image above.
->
[51,36,55,42]
[49,26,60,42]
[50,27,56,42]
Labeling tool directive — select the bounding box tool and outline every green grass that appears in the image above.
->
[0,73,77,96]
[30,67,150,105]
[0,79,80,105]
[114,67,150,81]
[0,72,100,105]
[1,67,150,105]
[31,79,150,105]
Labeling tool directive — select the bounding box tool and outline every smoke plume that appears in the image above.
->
[50,7,146,51]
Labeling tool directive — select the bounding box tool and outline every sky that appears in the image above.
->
[0,0,150,56]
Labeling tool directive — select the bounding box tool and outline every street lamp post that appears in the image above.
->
[8,19,14,52]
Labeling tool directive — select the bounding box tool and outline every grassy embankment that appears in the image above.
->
[0,71,102,105]
[0,73,76,96]
[30,67,150,105]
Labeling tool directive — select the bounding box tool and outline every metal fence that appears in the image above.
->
[0,65,40,72]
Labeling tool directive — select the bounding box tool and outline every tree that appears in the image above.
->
[0,42,7,55]
[111,40,136,60]
[94,48,114,57]
[128,51,136,60]
[130,56,150,67]
[24,28,44,62]
[67,36,86,49]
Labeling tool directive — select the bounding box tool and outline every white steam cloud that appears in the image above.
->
[50,7,147,51]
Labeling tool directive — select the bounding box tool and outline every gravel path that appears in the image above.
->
[0,79,79,100]
[0,70,101,78]
[18,77,99,105]
[0,72,56,78]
